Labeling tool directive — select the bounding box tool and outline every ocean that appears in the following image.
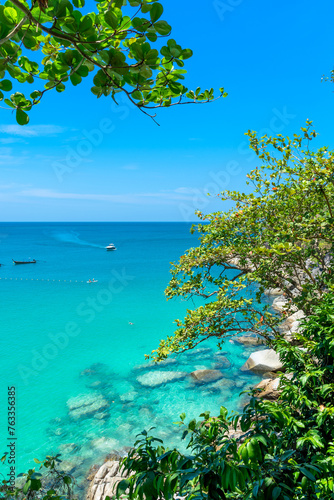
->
[0,222,263,490]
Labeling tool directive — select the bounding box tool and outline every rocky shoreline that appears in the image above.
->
[83,290,305,499]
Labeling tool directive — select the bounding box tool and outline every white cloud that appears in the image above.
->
[17,188,196,204]
[0,125,65,137]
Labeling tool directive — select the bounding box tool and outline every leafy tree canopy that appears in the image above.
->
[0,0,226,125]
[148,122,334,361]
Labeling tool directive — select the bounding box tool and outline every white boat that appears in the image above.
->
[106,243,116,251]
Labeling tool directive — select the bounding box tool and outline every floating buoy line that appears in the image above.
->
[0,277,86,283]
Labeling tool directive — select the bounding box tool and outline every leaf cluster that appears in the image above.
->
[0,0,226,124]
[150,122,334,361]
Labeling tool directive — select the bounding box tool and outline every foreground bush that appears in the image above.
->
[117,294,334,499]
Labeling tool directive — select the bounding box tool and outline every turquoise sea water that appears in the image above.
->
[0,223,265,491]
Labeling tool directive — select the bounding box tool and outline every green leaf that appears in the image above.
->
[73,0,85,7]
[104,10,118,29]
[300,467,316,481]
[0,79,12,91]
[22,480,31,494]
[70,73,82,86]
[272,486,282,500]
[4,6,18,24]
[154,20,171,36]
[150,3,163,23]
[16,108,29,125]
[181,48,193,60]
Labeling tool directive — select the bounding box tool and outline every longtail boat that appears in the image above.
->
[12,259,36,265]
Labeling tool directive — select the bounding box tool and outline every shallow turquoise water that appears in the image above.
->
[0,223,264,488]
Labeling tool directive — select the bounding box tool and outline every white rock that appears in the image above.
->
[242,349,283,373]
[264,288,282,296]
[272,295,288,311]
[86,460,127,500]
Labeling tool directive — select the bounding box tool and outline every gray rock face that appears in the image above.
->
[254,378,280,400]
[272,295,289,312]
[264,288,282,296]
[86,460,127,500]
[190,369,224,383]
[241,349,283,373]
[136,370,187,387]
[279,310,306,342]
[67,393,109,420]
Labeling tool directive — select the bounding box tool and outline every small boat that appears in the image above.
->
[105,243,116,251]
[12,259,36,265]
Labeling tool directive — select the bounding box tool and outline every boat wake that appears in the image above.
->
[48,231,105,249]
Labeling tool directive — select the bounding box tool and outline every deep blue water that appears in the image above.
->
[0,222,263,489]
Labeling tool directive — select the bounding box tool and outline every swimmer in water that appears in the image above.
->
[129,322,134,325]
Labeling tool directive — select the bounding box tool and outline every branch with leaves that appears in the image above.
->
[0,0,226,124]
[149,122,334,361]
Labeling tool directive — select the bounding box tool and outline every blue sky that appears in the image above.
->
[1,0,334,221]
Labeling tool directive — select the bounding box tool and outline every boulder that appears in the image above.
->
[136,370,187,388]
[264,288,282,296]
[262,371,279,379]
[272,295,288,312]
[241,349,283,373]
[254,378,280,400]
[86,460,127,500]
[190,369,224,383]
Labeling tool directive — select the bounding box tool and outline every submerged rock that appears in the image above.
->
[90,437,120,454]
[59,456,85,474]
[190,369,224,383]
[185,347,213,357]
[212,355,231,369]
[133,358,177,371]
[67,393,109,420]
[241,349,283,373]
[137,370,187,387]
[120,390,138,403]
[207,378,235,391]
[231,335,265,346]
[59,442,80,455]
